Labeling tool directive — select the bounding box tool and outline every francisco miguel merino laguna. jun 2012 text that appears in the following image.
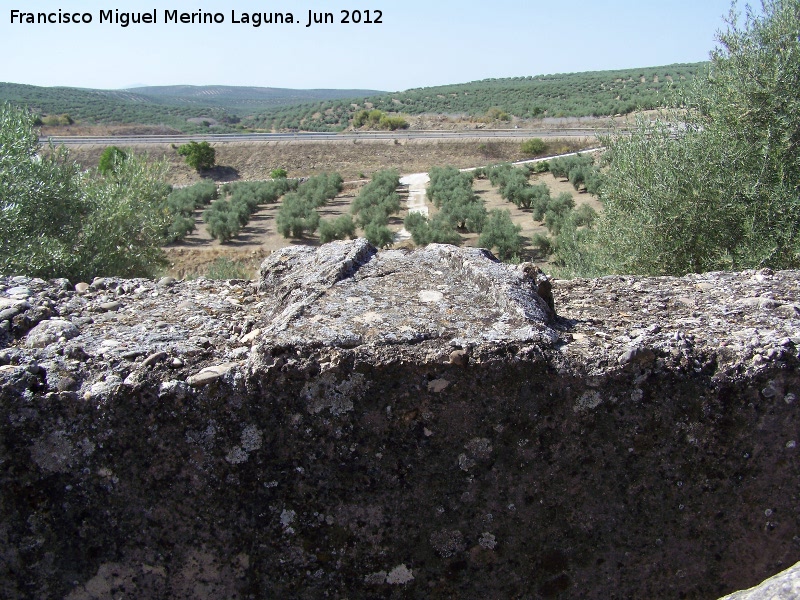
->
[9,9,384,27]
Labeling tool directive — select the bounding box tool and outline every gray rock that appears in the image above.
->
[0,251,799,599]
[720,561,800,599]
[157,276,177,288]
[142,351,168,367]
[25,319,79,348]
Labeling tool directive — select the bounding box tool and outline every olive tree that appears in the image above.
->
[568,0,800,276]
[0,103,170,280]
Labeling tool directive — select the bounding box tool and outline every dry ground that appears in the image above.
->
[66,137,595,185]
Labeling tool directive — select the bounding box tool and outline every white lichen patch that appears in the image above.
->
[479,532,498,550]
[240,424,262,452]
[353,311,384,324]
[428,378,450,393]
[364,571,388,585]
[465,437,493,459]
[574,390,603,412]
[225,447,248,465]
[280,509,296,535]
[418,290,444,303]
[386,564,414,585]
[303,372,367,415]
[30,431,75,473]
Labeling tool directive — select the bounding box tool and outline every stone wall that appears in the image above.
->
[1,239,799,599]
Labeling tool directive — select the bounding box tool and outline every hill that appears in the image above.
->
[0,63,706,133]
[247,62,706,131]
[0,82,383,134]
[127,85,384,111]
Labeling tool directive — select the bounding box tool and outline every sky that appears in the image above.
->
[2,0,737,92]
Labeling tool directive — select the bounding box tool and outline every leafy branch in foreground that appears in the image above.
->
[0,103,172,280]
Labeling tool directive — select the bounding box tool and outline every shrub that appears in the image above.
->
[0,103,170,280]
[363,221,395,248]
[203,200,241,242]
[577,0,800,276]
[98,146,127,175]
[404,212,462,246]
[319,214,356,243]
[521,138,547,155]
[426,166,486,235]
[352,109,408,130]
[270,168,288,179]
[275,193,320,238]
[478,209,523,260]
[177,140,215,171]
[543,192,576,235]
[350,169,401,232]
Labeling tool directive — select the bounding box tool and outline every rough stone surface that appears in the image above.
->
[0,240,799,599]
[719,560,800,599]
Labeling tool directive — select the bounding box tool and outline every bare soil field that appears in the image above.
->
[66,137,596,185]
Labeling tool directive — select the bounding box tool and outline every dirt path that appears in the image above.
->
[396,173,430,242]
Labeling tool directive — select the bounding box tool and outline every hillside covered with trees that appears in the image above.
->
[247,63,705,131]
[1,63,704,133]
[0,83,383,134]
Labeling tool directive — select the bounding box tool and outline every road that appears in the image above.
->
[39,128,608,146]
[395,173,431,243]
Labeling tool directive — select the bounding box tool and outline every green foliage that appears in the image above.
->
[363,222,395,248]
[222,178,296,205]
[485,107,511,121]
[352,109,409,130]
[486,164,553,216]
[163,180,218,242]
[525,160,550,174]
[350,170,401,237]
[203,199,241,243]
[270,168,288,179]
[426,166,486,236]
[276,193,321,238]
[549,154,594,179]
[0,82,380,133]
[543,192,576,235]
[0,103,170,280]
[296,173,344,208]
[97,146,127,175]
[478,209,523,261]
[177,141,216,171]
[204,179,296,242]
[40,113,73,126]
[531,232,553,256]
[563,0,800,276]
[205,257,249,280]
[319,214,357,243]
[404,212,463,246]
[521,138,547,155]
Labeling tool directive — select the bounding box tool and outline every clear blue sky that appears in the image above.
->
[2,0,737,91]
